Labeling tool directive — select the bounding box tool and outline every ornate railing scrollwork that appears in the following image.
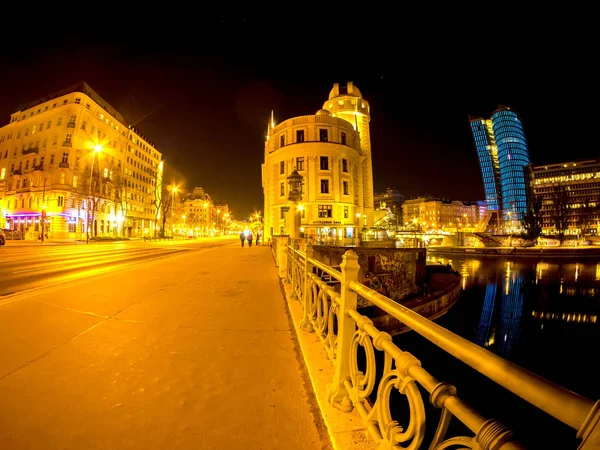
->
[280,244,599,449]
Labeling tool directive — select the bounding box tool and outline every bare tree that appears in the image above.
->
[80,157,120,243]
[551,183,570,245]
[576,197,597,240]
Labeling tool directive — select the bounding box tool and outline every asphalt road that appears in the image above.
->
[0,237,235,297]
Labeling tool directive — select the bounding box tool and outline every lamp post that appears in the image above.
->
[86,144,102,244]
[41,177,47,242]
[287,169,303,239]
[170,186,178,237]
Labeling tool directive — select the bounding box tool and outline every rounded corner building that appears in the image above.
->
[262,82,374,242]
[469,105,530,232]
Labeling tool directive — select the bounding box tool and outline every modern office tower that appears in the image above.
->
[470,106,531,231]
[527,158,600,236]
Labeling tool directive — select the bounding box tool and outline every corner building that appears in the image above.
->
[262,82,374,241]
[0,82,163,239]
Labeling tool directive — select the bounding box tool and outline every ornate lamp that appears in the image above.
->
[287,169,303,202]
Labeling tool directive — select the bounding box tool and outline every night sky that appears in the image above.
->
[0,14,594,220]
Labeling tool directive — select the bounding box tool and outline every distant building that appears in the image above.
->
[402,197,478,231]
[0,82,163,239]
[527,158,600,236]
[180,187,213,236]
[469,106,531,231]
[262,82,374,241]
[374,188,404,226]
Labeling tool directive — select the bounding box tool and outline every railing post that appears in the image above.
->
[277,236,289,280]
[289,242,297,299]
[300,242,314,332]
[327,249,359,412]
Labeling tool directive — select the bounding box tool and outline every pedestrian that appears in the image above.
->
[255,230,261,246]
[247,231,253,247]
[240,231,246,247]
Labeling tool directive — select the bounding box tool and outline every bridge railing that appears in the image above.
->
[272,236,599,449]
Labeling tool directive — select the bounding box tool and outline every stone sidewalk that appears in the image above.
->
[0,240,331,449]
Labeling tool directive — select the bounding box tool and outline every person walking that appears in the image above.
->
[247,231,253,247]
[240,231,246,247]
[256,230,262,246]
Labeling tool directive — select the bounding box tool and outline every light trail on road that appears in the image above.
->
[0,237,236,297]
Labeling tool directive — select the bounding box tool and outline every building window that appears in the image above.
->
[341,132,347,145]
[318,205,332,218]
[0,168,4,179]
[60,173,66,184]
[297,157,304,171]
[320,179,329,194]
[280,161,285,174]
[68,222,76,232]
[280,208,286,219]
[50,154,55,164]
[320,156,329,170]
[296,130,305,143]
[280,182,285,196]
[62,152,68,163]
[73,175,78,188]
[343,181,349,195]
[280,135,285,147]
[344,206,349,218]
[342,159,348,173]
[319,129,328,142]
[57,196,64,207]
[57,117,62,126]
[75,98,81,104]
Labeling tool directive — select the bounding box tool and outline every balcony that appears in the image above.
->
[66,121,76,128]
[59,162,70,169]
[33,164,44,171]
[62,140,72,148]
[12,169,21,176]
[22,147,39,156]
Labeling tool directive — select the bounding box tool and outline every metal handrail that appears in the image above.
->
[348,279,593,431]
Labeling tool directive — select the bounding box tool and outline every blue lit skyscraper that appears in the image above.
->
[470,106,531,232]
[470,118,502,212]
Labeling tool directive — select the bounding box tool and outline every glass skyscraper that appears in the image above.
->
[470,106,531,231]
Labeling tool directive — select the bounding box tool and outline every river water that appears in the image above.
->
[391,253,600,449]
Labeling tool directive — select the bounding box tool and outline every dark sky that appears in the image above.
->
[0,13,594,220]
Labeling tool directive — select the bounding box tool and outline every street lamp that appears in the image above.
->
[287,169,303,239]
[170,186,178,237]
[86,144,103,244]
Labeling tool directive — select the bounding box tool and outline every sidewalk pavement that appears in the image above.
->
[0,240,330,449]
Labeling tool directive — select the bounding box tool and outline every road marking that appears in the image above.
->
[12,268,38,274]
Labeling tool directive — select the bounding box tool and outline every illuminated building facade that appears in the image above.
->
[402,197,478,231]
[470,106,530,231]
[527,158,600,235]
[262,82,374,241]
[180,187,213,236]
[0,82,163,239]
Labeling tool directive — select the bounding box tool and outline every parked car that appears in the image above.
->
[0,229,6,246]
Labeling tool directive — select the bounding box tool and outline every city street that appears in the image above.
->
[0,238,327,450]
[0,237,234,297]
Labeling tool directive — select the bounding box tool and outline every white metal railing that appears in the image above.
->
[272,236,599,449]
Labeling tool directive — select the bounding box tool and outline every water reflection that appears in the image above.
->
[420,254,600,448]
[426,255,600,362]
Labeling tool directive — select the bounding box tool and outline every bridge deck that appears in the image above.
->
[0,239,329,449]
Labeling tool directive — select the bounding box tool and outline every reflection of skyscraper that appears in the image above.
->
[475,266,525,358]
[469,106,531,230]
[475,282,497,347]
[497,273,524,357]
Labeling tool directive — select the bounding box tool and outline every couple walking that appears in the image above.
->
[240,230,261,247]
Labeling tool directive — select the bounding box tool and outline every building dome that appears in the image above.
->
[328,82,362,100]
[315,108,332,116]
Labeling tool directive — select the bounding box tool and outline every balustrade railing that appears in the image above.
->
[272,236,599,449]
